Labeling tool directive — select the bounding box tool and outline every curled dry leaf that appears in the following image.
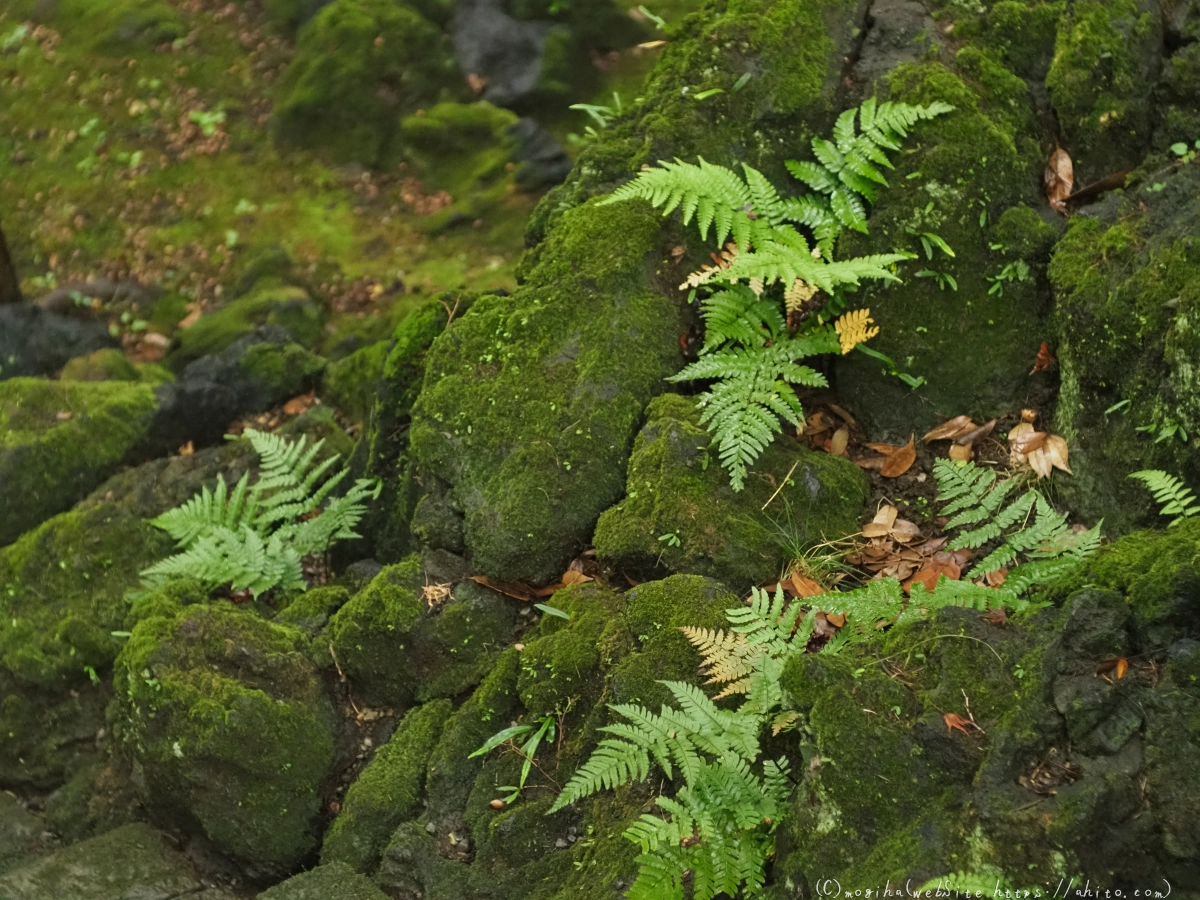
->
[828,426,849,457]
[1045,147,1074,213]
[865,441,901,455]
[949,443,974,462]
[470,575,540,603]
[1030,341,1057,375]
[944,713,972,736]
[984,567,1009,587]
[1010,430,1048,454]
[1043,434,1072,474]
[824,612,846,628]
[790,571,826,598]
[954,419,997,447]
[924,415,975,442]
[880,434,916,477]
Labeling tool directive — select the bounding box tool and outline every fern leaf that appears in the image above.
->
[1130,469,1200,526]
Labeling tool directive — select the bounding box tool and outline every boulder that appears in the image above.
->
[1047,161,1200,531]
[273,0,461,167]
[326,555,520,708]
[594,394,868,592]
[0,793,55,877]
[0,303,117,381]
[113,604,337,879]
[257,862,390,899]
[0,823,200,900]
[0,377,157,546]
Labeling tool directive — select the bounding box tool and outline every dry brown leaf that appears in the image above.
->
[890,519,923,543]
[828,426,849,457]
[1116,657,1129,679]
[949,443,974,462]
[1096,657,1129,679]
[561,569,592,586]
[981,606,1008,625]
[865,441,901,455]
[1010,430,1048,454]
[880,435,916,477]
[1044,434,1072,474]
[178,440,194,457]
[862,522,892,538]
[1045,147,1074,213]
[874,505,899,528]
[954,419,996,447]
[855,456,887,470]
[829,404,857,427]
[1020,408,1038,424]
[804,411,833,435]
[924,415,975,442]
[904,561,959,594]
[984,567,1009,587]
[470,575,540,603]
[825,612,846,628]
[1030,342,1057,375]
[283,392,316,416]
[789,572,826,597]
[1028,446,1054,479]
[944,712,972,736]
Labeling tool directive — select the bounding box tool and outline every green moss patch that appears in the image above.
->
[594,393,868,592]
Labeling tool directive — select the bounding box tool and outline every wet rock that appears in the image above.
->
[256,861,390,899]
[508,117,572,190]
[0,793,55,876]
[450,0,552,107]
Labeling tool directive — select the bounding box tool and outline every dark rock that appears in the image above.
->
[451,0,551,107]
[256,861,390,899]
[0,794,55,877]
[36,278,161,316]
[508,117,572,189]
[0,303,117,381]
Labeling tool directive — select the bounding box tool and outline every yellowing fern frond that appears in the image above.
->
[784,278,818,313]
[680,626,759,690]
[680,242,740,290]
[834,308,880,354]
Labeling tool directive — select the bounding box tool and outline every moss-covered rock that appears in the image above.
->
[594,393,868,592]
[408,200,682,584]
[834,62,1049,439]
[1048,163,1200,531]
[0,377,156,546]
[772,523,1200,887]
[0,793,54,877]
[85,0,185,50]
[60,347,171,385]
[113,603,336,879]
[362,297,461,561]
[0,823,201,900]
[327,556,519,708]
[274,585,351,631]
[273,0,460,167]
[257,861,391,899]
[165,279,324,370]
[321,699,452,872]
[1046,0,1162,182]
[0,502,172,788]
[322,339,388,426]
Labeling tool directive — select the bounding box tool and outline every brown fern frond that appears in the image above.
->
[680,242,740,290]
[713,677,753,699]
[784,278,818,313]
[680,625,758,686]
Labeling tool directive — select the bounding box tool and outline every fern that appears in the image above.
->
[934,458,1101,591]
[1129,469,1200,526]
[141,429,381,597]
[602,97,951,491]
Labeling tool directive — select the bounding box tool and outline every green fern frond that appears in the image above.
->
[142,429,381,597]
[1130,469,1200,526]
[699,285,786,350]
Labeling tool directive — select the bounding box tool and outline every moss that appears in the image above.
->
[610,574,734,709]
[399,102,520,193]
[992,203,1059,262]
[985,0,1065,79]
[166,279,324,369]
[238,339,328,397]
[125,578,212,627]
[424,649,523,825]
[321,699,453,872]
[0,378,157,546]
[84,0,184,50]
[362,296,458,561]
[834,62,1046,440]
[60,348,140,383]
[257,861,392,900]
[113,603,335,878]
[274,585,351,631]
[594,394,868,592]
[409,199,682,584]
[273,0,461,167]
[322,339,389,425]
[467,796,576,898]
[1045,0,1161,180]
[1047,164,1200,531]
[328,557,517,707]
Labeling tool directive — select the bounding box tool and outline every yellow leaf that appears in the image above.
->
[785,278,818,313]
[834,308,880,355]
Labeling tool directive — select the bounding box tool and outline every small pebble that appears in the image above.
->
[513,643,525,651]
[425,822,436,834]
[490,799,505,809]
[555,838,569,849]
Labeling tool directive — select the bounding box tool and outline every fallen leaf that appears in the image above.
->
[561,569,592,586]
[828,426,849,457]
[981,606,1008,624]
[1043,434,1072,474]
[825,612,846,628]
[924,415,975,441]
[283,391,316,416]
[855,456,887,470]
[178,440,194,457]
[1045,146,1074,213]
[1116,657,1128,679]
[984,568,1009,587]
[873,505,899,528]
[1096,657,1129,679]
[1029,341,1057,375]
[1010,430,1048,454]
[890,518,923,543]
[880,434,916,477]
[812,611,840,639]
[865,441,901,455]
[829,404,857,427]
[1028,445,1054,479]
[470,575,540,603]
[789,571,826,597]
[1020,408,1038,424]
[904,561,959,594]
[944,713,972,736]
[949,443,974,462]
[954,419,996,447]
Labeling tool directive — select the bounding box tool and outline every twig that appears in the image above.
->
[762,459,801,511]
[439,295,462,328]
